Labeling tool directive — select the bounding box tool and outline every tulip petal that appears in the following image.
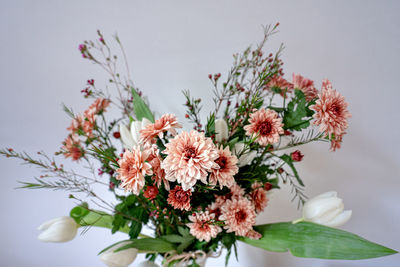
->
[130,121,142,144]
[324,210,352,227]
[37,216,78,243]
[100,241,138,267]
[303,197,343,220]
[120,124,135,149]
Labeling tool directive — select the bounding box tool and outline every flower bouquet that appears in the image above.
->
[1,25,397,267]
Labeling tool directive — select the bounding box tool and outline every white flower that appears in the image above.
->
[215,119,228,142]
[37,216,78,243]
[137,261,160,267]
[99,241,138,267]
[232,142,257,167]
[119,118,151,149]
[302,191,352,227]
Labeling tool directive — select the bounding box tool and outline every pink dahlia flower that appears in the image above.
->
[62,134,84,161]
[292,73,319,101]
[310,79,351,138]
[82,109,97,138]
[116,146,153,195]
[219,197,257,236]
[167,185,192,211]
[244,108,284,146]
[143,185,159,200]
[140,114,182,143]
[162,130,218,190]
[209,146,239,189]
[187,211,222,242]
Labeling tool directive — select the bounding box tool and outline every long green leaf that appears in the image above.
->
[131,88,155,122]
[239,222,397,260]
[115,238,176,253]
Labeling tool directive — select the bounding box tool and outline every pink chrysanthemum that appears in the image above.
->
[292,73,319,101]
[88,98,110,114]
[62,134,84,161]
[310,79,351,138]
[167,186,192,211]
[209,146,239,189]
[147,144,170,190]
[244,108,284,146]
[140,114,182,143]
[266,75,293,97]
[162,130,218,190]
[116,146,153,195]
[187,211,222,242]
[219,197,257,236]
[250,183,269,213]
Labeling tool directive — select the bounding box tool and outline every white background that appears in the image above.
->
[1,1,399,266]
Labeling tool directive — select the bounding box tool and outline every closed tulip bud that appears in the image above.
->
[301,191,352,227]
[37,216,78,243]
[233,142,257,167]
[137,261,160,267]
[215,119,228,142]
[99,241,138,267]
[119,118,152,149]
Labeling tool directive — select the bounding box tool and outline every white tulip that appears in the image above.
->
[232,142,257,167]
[137,261,160,267]
[99,241,138,267]
[119,118,152,149]
[301,191,352,227]
[37,216,78,243]
[215,119,228,142]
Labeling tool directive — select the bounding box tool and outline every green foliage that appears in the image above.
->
[280,154,304,186]
[115,238,176,253]
[239,222,398,260]
[161,226,195,253]
[283,90,311,131]
[205,113,215,137]
[131,87,155,122]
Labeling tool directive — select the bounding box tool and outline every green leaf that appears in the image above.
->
[69,203,89,223]
[280,154,304,186]
[131,88,155,122]
[239,222,398,260]
[115,238,176,253]
[283,89,310,131]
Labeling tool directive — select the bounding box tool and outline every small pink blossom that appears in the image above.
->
[291,150,304,162]
[250,183,269,213]
[265,75,293,97]
[62,134,84,161]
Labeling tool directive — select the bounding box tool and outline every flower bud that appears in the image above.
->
[99,241,138,267]
[120,118,151,149]
[302,191,352,227]
[37,216,78,243]
[233,142,257,167]
[215,119,228,142]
